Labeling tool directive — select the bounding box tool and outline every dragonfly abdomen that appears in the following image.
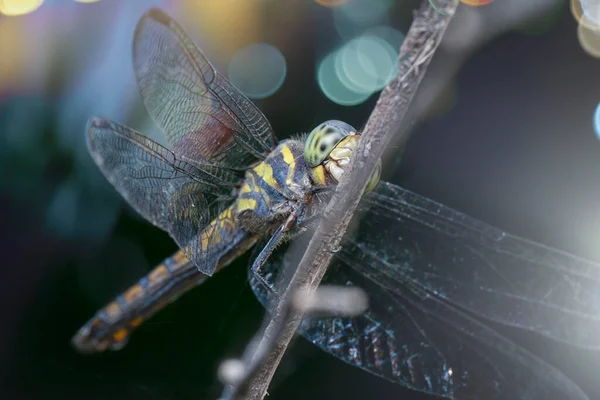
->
[72,250,204,353]
[72,207,260,353]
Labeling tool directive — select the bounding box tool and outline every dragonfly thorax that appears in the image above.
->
[235,140,318,234]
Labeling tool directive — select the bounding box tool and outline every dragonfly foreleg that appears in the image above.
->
[250,205,303,297]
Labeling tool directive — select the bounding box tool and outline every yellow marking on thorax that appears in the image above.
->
[237,172,263,214]
[281,144,295,165]
[241,173,263,195]
[236,198,257,213]
[311,164,327,186]
[253,161,280,191]
[240,182,253,194]
[280,144,297,187]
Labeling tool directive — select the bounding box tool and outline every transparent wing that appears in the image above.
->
[250,240,588,399]
[133,8,277,170]
[355,181,600,349]
[249,180,600,398]
[87,117,240,274]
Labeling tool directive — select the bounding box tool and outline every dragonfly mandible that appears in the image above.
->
[73,8,600,400]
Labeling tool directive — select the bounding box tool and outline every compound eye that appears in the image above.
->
[304,121,353,167]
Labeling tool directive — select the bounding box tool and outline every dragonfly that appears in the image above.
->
[73,8,600,400]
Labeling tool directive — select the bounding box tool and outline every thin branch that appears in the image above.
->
[219,286,368,400]
[242,1,461,398]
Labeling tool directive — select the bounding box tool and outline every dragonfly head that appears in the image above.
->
[305,120,381,193]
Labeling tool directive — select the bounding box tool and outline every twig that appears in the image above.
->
[219,286,368,400]
[241,1,461,398]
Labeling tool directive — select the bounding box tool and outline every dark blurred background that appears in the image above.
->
[2,0,600,399]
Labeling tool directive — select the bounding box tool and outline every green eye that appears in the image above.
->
[304,121,349,167]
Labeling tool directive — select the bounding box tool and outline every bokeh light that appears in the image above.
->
[318,25,403,106]
[366,25,404,52]
[571,1,600,58]
[228,43,287,99]
[317,51,371,106]
[0,0,44,16]
[580,0,600,26]
[0,17,27,92]
[176,0,262,60]
[577,15,600,58]
[430,0,494,7]
[336,34,398,94]
[314,0,348,7]
[73,0,101,3]
[594,102,600,139]
[572,0,600,30]
[460,0,494,6]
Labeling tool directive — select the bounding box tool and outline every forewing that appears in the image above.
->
[133,8,276,169]
[355,181,600,349]
[249,239,588,399]
[87,117,240,274]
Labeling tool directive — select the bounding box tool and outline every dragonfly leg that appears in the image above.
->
[250,206,302,296]
[296,210,323,228]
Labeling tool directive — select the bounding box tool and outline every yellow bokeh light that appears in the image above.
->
[0,16,27,91]
[174,0,261,59]
[460,0,494,6]
[315,0,348,7]
[0,0,44,16]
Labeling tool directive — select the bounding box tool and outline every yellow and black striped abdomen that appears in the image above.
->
[72,206,259,353]
[72,250,200,352]
[73,141,313,353]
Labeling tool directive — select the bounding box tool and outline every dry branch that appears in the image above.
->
[219,285,368,400]
[223,1,462,398]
